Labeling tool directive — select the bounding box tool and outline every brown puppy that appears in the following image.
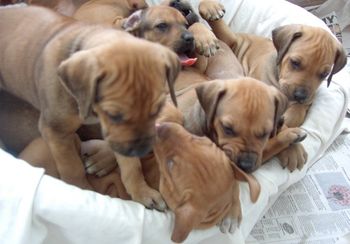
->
[177,78,306,173]
[19,121,259,243]
[201,7,347,128]
[0,5,180,190]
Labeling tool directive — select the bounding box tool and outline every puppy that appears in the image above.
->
[19,120,260,243]
[177,78,306,173]
[0,5,180,190]
[200,3,347,128]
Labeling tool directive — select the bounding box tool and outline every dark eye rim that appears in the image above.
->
[221,122,236,137]
[290,58,301,70]
[155,22,169,31]
[257,131,269,140]
[107,112,124,124]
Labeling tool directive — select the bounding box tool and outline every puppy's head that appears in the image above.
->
[196,78,288,173]
[153,122,238,243]
[122,5,196,66]
[273,24,347,104]
[58,37,180,157]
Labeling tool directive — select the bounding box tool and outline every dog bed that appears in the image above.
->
[0,0,349,243]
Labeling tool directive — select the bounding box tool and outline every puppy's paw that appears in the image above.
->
[132,186,167,211]
[199,0,225,21]
[217,216,238,234]
[277,143,308,172]
[277,127,307,145]
[81,140,117,177]
[189,22,219,57]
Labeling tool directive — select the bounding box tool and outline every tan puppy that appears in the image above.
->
[29,0,89,16]
[0,5,180,190]
[19,120,259,243]
[177,78,306,173]
[201,6,347,128]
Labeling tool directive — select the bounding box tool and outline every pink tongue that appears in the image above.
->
[179,54,197,66]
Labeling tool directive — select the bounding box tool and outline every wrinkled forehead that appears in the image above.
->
[290,30,338,62]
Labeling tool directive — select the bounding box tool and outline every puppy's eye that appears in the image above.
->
[257,131,268,140]
[221,123,236,137]
[107,112,124,124]
[319,71,329,80]
[290,59,301,70]
[155,23,169,32]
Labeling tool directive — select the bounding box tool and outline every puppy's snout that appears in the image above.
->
[237,152,258,173]
[293,87,308,103]
[181,32,194,44]
[110,137,154,157]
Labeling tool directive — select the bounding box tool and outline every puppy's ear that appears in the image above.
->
[58,51,105,119]
[163,49,181,106]
[172,203,203,243]
[272,24,303,64]
[231,162,260,203]
[195,81,226,135]
[271,88,288,137]
[327,44,347,87]
[122,9,143,33]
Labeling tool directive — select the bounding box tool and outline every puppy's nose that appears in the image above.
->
[293,87,308,102]
[129,137,154,157]
[237,152,258,173]
[155,123,171,140]
[181,32,194,44]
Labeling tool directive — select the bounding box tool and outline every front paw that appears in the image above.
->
[189,22,219,57]
[217,216,238,234]
[277,127,307,145]
[131,185,167,211]
[277,143,308,172]
[199,0,225,21]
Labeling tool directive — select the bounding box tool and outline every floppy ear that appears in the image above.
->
[122,9,143,33]
[57,50,105,119]
[327,45,347,87]
[271,88,288,137]
[272,24,303,64]
[231,162,261,203]
[163,49,181,106]
[172,203,203,243]
[195,81,226,135]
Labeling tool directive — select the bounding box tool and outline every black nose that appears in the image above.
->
[237,152,258,173]
[181,32,194,44]
[111,137,154,157]
[293,87,308,102]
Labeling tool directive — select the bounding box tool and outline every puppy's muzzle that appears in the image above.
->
[293,87,308,103]
[109,137,154,157]
[237,152,258,173]
[175,31,195,54]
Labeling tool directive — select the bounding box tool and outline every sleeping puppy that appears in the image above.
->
[0,5,180,190]
[19,118,260,243]
[200,1,347,128]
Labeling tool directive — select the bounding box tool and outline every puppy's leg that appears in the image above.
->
[283,103,310,127]
[263,127,307,162]
[277,143,308,172]
[199,0,225,21]
[189,22,219,57]
[116,153,166,211]
[218,182,241,234]
[39,122,93,190]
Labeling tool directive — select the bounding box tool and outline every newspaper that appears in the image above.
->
[308,0,350,57]
[247,130,350,243]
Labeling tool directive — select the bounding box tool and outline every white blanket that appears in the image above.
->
[1,0,349,243]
